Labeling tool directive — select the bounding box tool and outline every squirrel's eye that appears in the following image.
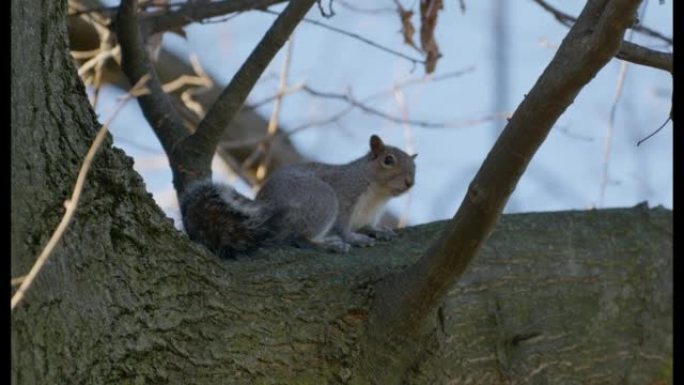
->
[383,155,396,166]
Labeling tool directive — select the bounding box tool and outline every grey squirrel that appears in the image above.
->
[179,135,416,258]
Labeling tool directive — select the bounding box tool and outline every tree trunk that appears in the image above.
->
[12,1,672,384]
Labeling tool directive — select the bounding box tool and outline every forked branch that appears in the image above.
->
[531,0,672,73]
[177,0,317,184]
[116,0,317,191]
[116,0,188,160]
[370,0,643,341]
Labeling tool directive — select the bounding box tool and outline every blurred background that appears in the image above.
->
[71,0,673,229]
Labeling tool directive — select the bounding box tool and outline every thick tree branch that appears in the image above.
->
[531,0,672,73]
[115,0,188,167]
[371,0,642,345]
[176,0,316,186]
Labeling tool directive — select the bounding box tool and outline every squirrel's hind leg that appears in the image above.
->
[258,172,347,251]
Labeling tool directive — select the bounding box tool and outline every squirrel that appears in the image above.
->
[179,134,417,258]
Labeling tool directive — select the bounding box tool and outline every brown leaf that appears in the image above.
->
[397,7,419,51]
[420,0,443,73]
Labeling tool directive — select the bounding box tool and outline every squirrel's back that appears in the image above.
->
[179,181,283,258]
[178,135,416,258]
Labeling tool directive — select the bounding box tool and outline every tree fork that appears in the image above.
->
[116,0,317,193]
[358,1,643,382]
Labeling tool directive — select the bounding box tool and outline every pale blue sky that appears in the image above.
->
[97,0,673,228]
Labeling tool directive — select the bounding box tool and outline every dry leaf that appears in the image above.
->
[397,7,419,50]
[420,0,443,73]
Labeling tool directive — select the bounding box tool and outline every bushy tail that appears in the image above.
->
[179,181,283,258]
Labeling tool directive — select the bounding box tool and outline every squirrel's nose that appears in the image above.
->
[405,177,414,188]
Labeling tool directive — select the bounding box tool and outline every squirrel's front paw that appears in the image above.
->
[345,232,376,247]
[320,237,352,253]
[360,226,397,241]
[294,236,351,253]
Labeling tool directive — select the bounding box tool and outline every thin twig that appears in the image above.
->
[11,75,151,311]
[260,8,426,67]
[392,87,415,228]
[68,5,119,17]
[289,84,507,132]
[336,0,395,14]
[248,68,472,116]
[71,48,103,60]
[255,36,295,183]
[77,46,120,77]
[91,24,116,108]
[245,82,306,111]
[599,0,647,207]
[146,0,287,35]
[531,0,671,45]
[531,0,672,72]
[219,67,477,148]
[615,41,672,73]
[636,109,671,146]
[189,0,317,184]
[598,60,628,208]
[68,0,170,17]
[11,275,26,287]
[316,0,335,18]
[155,54,214,118]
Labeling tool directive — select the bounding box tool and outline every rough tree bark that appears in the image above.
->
[12,1,672,385]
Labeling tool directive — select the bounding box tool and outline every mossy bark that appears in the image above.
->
[12,1,671,384]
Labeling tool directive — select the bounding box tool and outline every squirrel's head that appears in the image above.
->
[367,135,417,196]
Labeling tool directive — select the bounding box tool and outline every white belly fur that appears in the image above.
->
[348,188,389,230]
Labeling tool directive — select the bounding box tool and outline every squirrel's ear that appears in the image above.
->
[370,135,385,158]
[411,153,418,159]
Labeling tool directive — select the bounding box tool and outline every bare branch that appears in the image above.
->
[260,8,426,67]
[145,0,287,35]
[392,87,416,228]
[249,67,474,114]
[70,0,308,188]
[116,0,188,164]
[292,84,507,130]
[369,0,643,349]
[316,0,335,18]
[599,60,630,207]
[181,0,317,187]
[531,0,672,72]
[616,41,672,73]
[255,37,295,182]
[637,107,672,146]
[530,0,574,27]
[336,0,396,15]
[284,67,477,132]
[215,67,481,149]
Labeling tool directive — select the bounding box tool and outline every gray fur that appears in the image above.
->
[180,135,416,258]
